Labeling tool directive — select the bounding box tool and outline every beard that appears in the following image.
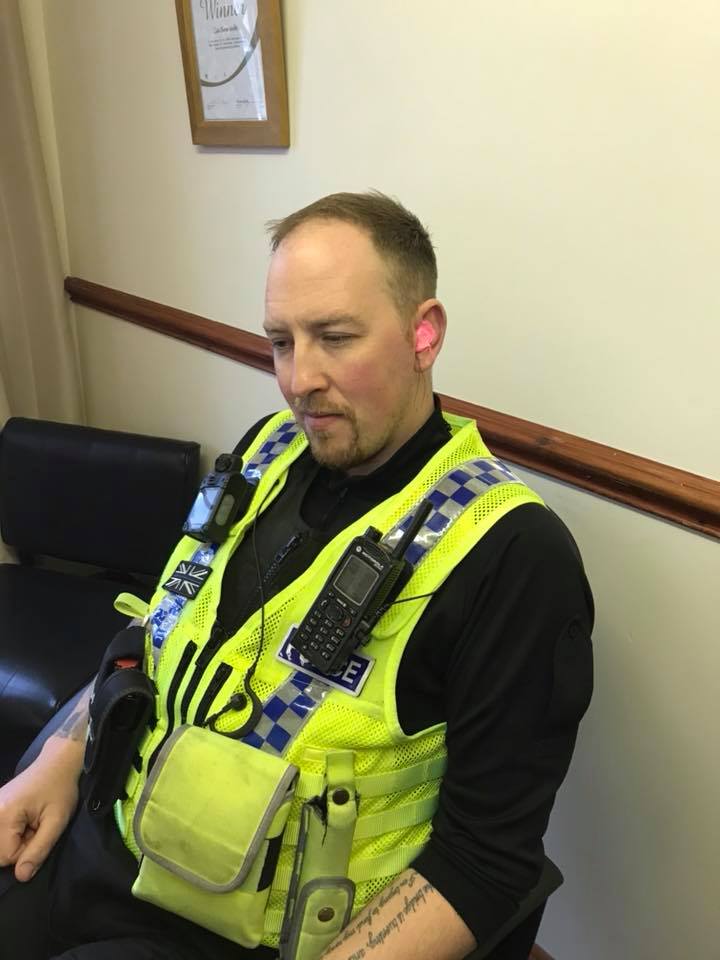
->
[299,407,394,473]
[305,417,362,471]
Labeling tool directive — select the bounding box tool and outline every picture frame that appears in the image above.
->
[175,0,289,147]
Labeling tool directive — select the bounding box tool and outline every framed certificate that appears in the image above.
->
[176,0,289,147]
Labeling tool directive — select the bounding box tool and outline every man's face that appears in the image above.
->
[264,220,425,475]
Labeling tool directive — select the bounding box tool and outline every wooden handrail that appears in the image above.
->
[65,276,720,541]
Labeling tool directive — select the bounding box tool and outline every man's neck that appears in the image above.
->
[303,397,450,526]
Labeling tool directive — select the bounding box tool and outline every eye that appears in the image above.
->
[270,338,291,353]
[322,333,354,346]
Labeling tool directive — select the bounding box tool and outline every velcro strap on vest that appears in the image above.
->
[352,795,439,840]
[354,755,446,797]
[283,793,439,847]
[276,844,425,889]
[348,844,427,884]
[296,754,446,802]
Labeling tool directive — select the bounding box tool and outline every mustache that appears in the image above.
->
[294,402,348,418]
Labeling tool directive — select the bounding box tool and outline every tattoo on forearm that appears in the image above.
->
[366,881,433,948]
[55,691,90,743]
[327,870,436,957]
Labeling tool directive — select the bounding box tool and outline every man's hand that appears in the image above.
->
[0,687,89,882]
[320,869,476,960]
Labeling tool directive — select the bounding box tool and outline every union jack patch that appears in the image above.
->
[162,561,212,599]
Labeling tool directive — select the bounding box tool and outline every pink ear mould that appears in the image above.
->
[415,320,435,351]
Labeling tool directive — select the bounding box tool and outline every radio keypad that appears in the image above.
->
[295,590,360,667]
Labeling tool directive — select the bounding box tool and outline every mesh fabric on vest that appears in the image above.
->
[211,423,537,733]
[123,413,544,948]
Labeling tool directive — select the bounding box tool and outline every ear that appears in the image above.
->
[412,300,447,372]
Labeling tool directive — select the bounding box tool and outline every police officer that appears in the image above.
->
[0,192,593,960]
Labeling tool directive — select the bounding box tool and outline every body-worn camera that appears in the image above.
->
[292,500,432,674]
[183,453,255,544]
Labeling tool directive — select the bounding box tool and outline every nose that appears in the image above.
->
[288,341,328,400]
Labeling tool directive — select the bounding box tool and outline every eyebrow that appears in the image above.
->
[264,313,362,335]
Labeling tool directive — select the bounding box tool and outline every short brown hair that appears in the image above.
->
[267,191,437,316]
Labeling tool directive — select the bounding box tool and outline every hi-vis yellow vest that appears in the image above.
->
[116,411,544,949]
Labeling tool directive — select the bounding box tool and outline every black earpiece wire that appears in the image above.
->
[207,482,275,738]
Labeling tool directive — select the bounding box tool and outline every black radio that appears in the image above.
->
[292,499,432,674]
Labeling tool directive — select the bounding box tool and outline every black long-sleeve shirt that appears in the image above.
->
[217,402,594,947]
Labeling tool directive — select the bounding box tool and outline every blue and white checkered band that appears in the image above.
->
[150,543,218,649]
[383,457,523,568]
[242,419,303,483]
[241,672,329,756]
[149,419,300,651]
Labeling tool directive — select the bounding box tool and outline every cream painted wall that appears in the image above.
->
[21,2,720,957]
[519,470,719,958]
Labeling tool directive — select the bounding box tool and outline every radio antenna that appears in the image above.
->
[390,498,432,561]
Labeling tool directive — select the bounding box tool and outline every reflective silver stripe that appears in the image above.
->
[242,418,302,483]
[148,418,302,651]
[149,543,217,649]
[241,673,330,756]
[382,456,523,567]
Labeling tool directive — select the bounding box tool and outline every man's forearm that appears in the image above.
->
[320,869,475,960]
[41,684,92,773]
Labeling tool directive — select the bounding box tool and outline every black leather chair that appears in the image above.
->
[0,417,200,783]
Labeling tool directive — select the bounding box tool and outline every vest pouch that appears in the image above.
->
[280,751,357,960]
[132,724,298,947]
[83,667,155,816]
